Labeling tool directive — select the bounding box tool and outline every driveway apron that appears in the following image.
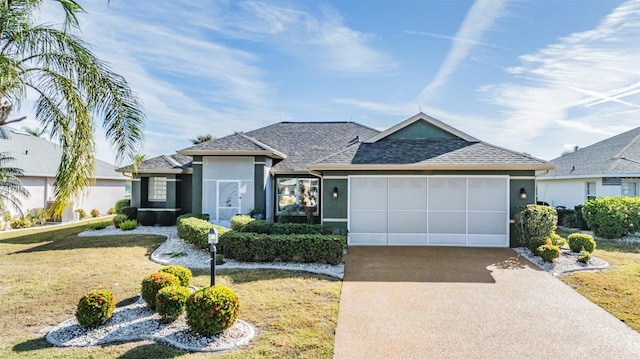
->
[333,247,640,359]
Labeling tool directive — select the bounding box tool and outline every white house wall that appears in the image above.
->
[202,157,255,221]
[537,177,623,208]
[8,176,124,219]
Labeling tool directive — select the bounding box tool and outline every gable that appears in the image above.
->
[382,120,458,140]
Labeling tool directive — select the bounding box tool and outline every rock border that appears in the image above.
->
[45,297,256,353]
[513,247,609,276]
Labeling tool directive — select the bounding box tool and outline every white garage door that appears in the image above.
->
[348,176,509,247]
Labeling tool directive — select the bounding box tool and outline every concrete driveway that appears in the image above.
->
[333,247,640,359]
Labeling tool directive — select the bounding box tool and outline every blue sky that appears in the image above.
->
[28,0,640,164]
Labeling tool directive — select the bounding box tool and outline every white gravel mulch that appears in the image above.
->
[46,297,255,353]
[51,224,343,352]
[513,247,609,276]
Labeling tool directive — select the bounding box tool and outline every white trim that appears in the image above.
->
[323,218,348,222]
[510,176,537,179]
[192,161,203,165]
[364,112,479,143]
[308,163,554,171]
[323,176,348,179]
[539,173,640,180]
[132,178,141,182]
[166,178,181,182]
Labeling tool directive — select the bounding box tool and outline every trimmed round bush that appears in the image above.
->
[538,244,560,262]
[120,206,138,221]
[549,233,567,248]
[186,285,241,336]
[141,272,181,310]
[119,219,138,230]
[578,249,591,263]
[230,214,254,231]
[160,265,192,286]
[90,208,100,218]
[115,199,131,214]
[75,289,116,328]
[527,236,549,255]
[567,233,596,253]
[156,285,190,321]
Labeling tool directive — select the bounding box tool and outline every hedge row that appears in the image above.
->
[176,214,228,249]
[582,197,640,239]
[219,231,345,265]
[238,219,333,235]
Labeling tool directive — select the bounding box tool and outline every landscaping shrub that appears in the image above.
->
[177,213,210,222]
[582,197,640,238]
[555,206,572,227]
[86,221,109,230]
[578,249,591,263]
[156,285,190,321]
[113,214,127,228]
[75,208,87,219]
[186,285,240,336]
[75,289,116,328]
[239,219,333,235]
[10,217,31,229]
[574,205,589,230]
[231,215,254,231]
[219,231,346,265]
[107,207,116,215]
[120,206,138,221]
[549,233,567,248]
[26,208,48,226]
[119,219,138,230]
[115,199,130,214]
[176,216,229,249]
[159,265,192,286]
[562,212,578,228]
[141,272,181,311]
[514,205,557,247]
[538,243,560,262]
[567,233,596,253]
[157,211,176,226]
[90,208,100,218]
[527,236,549,255]
[138,211,156,226]
[216,253,224,265]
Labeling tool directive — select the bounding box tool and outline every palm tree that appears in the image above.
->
[21,125,45,137]
[0,152,29,215]
[191,134,214,144]
[0,0,145,215]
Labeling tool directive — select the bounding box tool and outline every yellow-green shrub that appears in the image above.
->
[568,233,596,253]
[156,285,190,321]
[159,265,192,286]
[141,272,180,311]
[75,289,115,328]
[582,197,640,238]
[186,285,240,336]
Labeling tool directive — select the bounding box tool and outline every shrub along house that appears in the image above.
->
[123,113,553,247]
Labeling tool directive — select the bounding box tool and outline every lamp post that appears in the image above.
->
[208,226,219,286]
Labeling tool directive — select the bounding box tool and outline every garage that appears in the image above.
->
[348,175,509,247]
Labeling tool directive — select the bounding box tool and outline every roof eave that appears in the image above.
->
[176,150,287,159]
[308,163,555,171]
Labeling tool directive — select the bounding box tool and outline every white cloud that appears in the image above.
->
[482,0,640,151]
[200,1,397,73]
[415,0,509,102]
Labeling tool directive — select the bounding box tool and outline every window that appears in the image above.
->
[276,177,319,214]
[622,181,638,197]
[148,177,167,202]
[586,181,596,201]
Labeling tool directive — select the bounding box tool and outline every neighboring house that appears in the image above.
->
[538,126,640,208]
[123,113,552,247]
[0,126,127,220]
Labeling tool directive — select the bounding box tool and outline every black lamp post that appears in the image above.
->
[208,226,219,286]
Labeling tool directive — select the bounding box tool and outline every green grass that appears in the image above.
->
[0,224,341,358]
[559,238,640,332]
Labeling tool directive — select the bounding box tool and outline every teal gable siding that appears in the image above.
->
[384,120,458,140]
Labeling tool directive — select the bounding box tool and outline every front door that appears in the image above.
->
[217,181,240,221]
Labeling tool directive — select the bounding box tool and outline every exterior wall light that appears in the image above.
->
[520,188,527,200]
[332,187,339,199]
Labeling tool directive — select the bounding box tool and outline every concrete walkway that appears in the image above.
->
[333,247,640,359]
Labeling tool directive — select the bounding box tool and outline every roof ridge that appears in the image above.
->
[479,141,548,163]
[236,132,288,158]
[162,154,182,168]
[607,127,640,172]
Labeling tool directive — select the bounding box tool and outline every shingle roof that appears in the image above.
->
[178,122,380,172]
[0,127,126,180]
[313,139,549,168]
[544,127,640,177]
[122,154,192,173]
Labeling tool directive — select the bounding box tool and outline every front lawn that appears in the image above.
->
[0,224,341,358]
[559,240,640,332]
